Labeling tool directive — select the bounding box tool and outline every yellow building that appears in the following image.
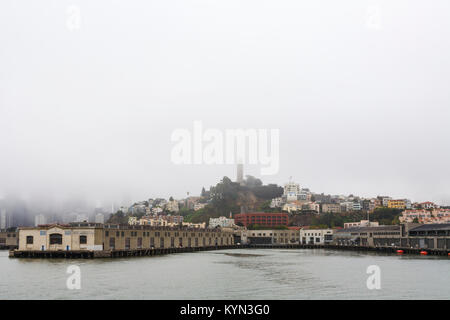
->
[18,223,104,251]
[387,199,406,209]
[17,222,234,252]
[0,229,18,249]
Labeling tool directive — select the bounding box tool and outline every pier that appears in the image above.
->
[9,243,450,259]
[246,243,450,256]
[9,245,239,259]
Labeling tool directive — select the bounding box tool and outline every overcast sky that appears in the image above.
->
[1,0,450,208]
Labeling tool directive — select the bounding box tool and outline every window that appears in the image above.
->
[79,235,87,244]
[26,236,34,244]
[49,233,62,245]
[109,237,115,249]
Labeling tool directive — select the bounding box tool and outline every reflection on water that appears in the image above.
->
[0,249,448,300]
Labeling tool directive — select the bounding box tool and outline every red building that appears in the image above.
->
[234,212,289,227]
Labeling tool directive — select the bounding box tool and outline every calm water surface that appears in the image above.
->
[0,249,449,299]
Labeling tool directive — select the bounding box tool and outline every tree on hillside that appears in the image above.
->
[244,175,263,188]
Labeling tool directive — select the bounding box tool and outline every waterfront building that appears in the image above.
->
[17,222,234,252]
[243,228,300,245]
[234,212,289,227]
[408,224,450,249]
[333,225,404,246]
[0,228,18,249]
[300,228,333,245]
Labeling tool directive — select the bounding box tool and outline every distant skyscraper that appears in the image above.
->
[237,163,244,184]
[0,209,6,229]
[34,214,46,227]
[95,213,105,224]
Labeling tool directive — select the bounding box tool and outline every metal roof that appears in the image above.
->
[409,224,450,232]
[335,225,400,233]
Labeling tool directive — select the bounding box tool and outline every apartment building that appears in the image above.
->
[234,212,289,227]
[321,203,341,214]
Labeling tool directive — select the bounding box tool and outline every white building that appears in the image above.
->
[381,197,392,207]
[34,214,46,226]
[270,197,284,208]
[300,229,333,245]
[151,207,163,215]
[283,182,301,202]
[209,216,235,228]
[352,202,362,211]
[344,220,379,229]
[194,203,207,211]
[282,202,301,213]
[128,216,138,225]
[166,200,179,213]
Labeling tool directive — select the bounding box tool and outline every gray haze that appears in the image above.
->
[1,0,450,213]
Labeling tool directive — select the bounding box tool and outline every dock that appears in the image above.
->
[9,243,450,259]
[9,245,239,259]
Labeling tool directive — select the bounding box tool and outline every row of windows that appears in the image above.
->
[4,233,16,238]
[105,230,228,238]
[108,236,229,248]
[26,235,87,245]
